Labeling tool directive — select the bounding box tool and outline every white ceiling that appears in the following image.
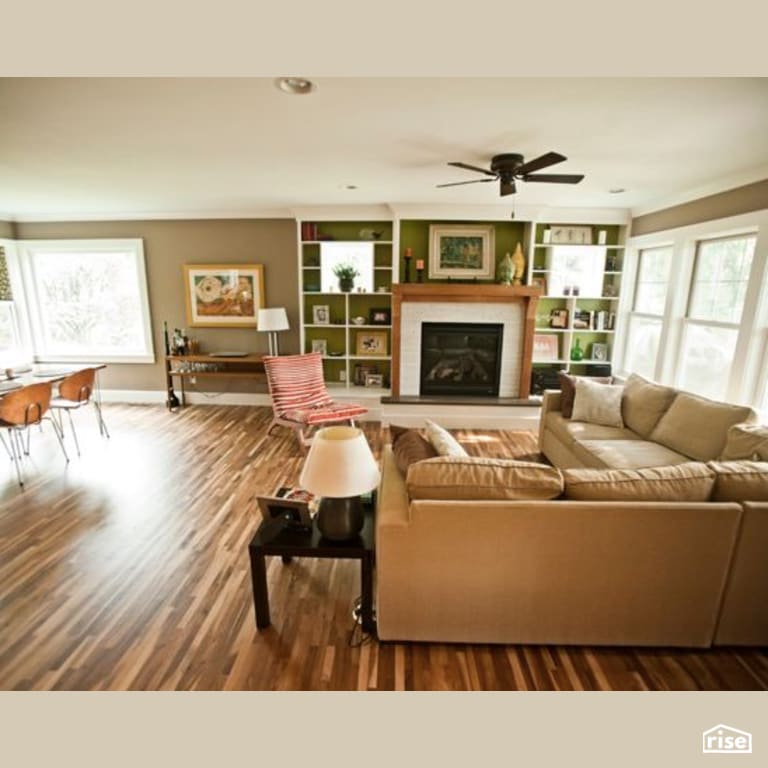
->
[1,77,767,220]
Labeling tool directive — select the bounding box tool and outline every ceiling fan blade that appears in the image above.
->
[447,161,498,177]
[436,178,496,188]
[500,179,517,196]
[514,151,567,176]
[522,173,585,184]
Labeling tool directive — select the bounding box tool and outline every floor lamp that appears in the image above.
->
[258,307,290,356]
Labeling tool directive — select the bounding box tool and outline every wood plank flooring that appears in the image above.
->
[0,404,766,690]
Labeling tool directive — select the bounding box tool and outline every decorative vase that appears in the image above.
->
[339,277,354,293]
[511,242,526,286]
[497,252,513,285]
[570,338,584,361]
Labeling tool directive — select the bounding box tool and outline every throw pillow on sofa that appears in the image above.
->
[621,373,678,438]
[562,462,715,501]
[649,392,757,461]
[406,456,564,501]
[708,460,768,502]
[720,423,768,461]
[558,371,613,418]
[571,378,625,428]
[424,419,468,458]
[389,425,439,476]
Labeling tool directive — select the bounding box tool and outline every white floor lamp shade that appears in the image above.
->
[258,307,289,355]
[299,426,381,540]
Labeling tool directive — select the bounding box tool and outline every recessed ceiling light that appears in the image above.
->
[275,77,315,95]
[609,187,626,194]
[343,184,358,190]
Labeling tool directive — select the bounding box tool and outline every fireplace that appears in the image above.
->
[420,322,504,397]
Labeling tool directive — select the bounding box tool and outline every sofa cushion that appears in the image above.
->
[708,460,768,502]
[621,373,678,439]
[578,439,693,470]
[424,419,468,458]
[389,425,438,476]
[562,462,715,501]
[558,371,613,418]
[571,378,625,428]
[720,423,768,461]
[406,456,564,501]
[649,392,757,461]
[544,411,639,447]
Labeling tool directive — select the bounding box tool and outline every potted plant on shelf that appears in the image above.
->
[333,263,360,293]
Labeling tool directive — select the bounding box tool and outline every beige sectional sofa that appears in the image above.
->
[375,375,768,647]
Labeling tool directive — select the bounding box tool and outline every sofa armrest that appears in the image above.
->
[376,445,410,529]
[539,389,562,449]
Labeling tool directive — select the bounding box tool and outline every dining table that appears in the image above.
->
[0,364,107,396]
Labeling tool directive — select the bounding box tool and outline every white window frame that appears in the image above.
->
[624,210,768,409]
[16,238,155,364]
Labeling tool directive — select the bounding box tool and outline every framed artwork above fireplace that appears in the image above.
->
[428,225,495,280]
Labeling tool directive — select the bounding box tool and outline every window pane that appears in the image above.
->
[320,243,374,293]
[688,236,756,323]
[31,248,149,357]
[546,246,605,298]
[633,246,672,315]
[624,316,662,379]
[678,324,738,400]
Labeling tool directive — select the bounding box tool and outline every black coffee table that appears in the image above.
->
[248,501,376,634]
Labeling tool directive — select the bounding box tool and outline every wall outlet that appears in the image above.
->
[190,376,196,384]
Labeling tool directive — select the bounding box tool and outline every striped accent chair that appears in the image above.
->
[263,352,368,450]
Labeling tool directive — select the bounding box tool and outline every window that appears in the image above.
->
[320,242,374,293]
[546,245,605,298]
[678,235,756,400]
[624,246,672,379]
[19,239,154,363]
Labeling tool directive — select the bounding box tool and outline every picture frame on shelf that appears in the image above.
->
[257,487,315,530]
[355,331,388,356]
[549,308,569,329]
[312,304,330,324]
[369,308,391,325]
[591,342,608,362]
[531,276,548,295]
[354,364,378,386]
[533,334,559,362]
[428,224,495,279]
[311,339,328,356]
[364,373,384,388]
[549,226,592,245]
[183,264,265,327]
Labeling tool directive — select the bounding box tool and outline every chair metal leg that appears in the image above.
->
[0,432,13,461]
[7,428,24,487]
[65,409,81,457]
[49,416,70,464]
[266,418,280,436]
[93,400,110,439]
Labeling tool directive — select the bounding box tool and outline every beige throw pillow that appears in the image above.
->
[720,423,768,461]
[621,373,678,438]
[649,392,757,461]
[562,462,715,502]
[708,460,768,502]
[406,456,564,501]
[571,378,624,428]
[424,419,468,457]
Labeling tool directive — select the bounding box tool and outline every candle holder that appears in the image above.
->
[403,255,412,283]
[416,265,424,282]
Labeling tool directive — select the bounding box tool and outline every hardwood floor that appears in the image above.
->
[0,404,766,690]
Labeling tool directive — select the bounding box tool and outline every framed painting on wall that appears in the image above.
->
[184,264,265,327]
[428,225,495,279]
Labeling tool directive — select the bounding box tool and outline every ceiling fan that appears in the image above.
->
[437,152,584,196]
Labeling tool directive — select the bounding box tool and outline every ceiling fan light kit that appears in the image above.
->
[437,151,585,197]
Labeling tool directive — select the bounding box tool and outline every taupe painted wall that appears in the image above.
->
[631,179,768,235]
[13,219,298,392]
[0,221,16,238]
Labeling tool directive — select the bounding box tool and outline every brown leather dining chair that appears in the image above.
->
[0,381,69,487]
[50,367,110,457]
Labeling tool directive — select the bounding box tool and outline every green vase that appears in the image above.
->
[339,277,354,292]
[570,338,584,361]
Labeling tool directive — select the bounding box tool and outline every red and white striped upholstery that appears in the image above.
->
[263,352,368,428]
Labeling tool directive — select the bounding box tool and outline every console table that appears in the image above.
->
[164,354,266,409]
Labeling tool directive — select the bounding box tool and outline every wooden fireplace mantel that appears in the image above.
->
[391,283,541,398]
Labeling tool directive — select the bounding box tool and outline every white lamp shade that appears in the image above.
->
[257,307,289,332]
[299,426,381,498]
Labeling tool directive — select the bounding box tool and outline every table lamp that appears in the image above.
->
[299,426,381,541]
[257,307,290,355]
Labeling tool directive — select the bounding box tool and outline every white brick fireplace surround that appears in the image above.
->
[390,284,539,401]
[400,301,524,397]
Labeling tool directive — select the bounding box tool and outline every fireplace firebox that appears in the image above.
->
[420,322,504,397]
